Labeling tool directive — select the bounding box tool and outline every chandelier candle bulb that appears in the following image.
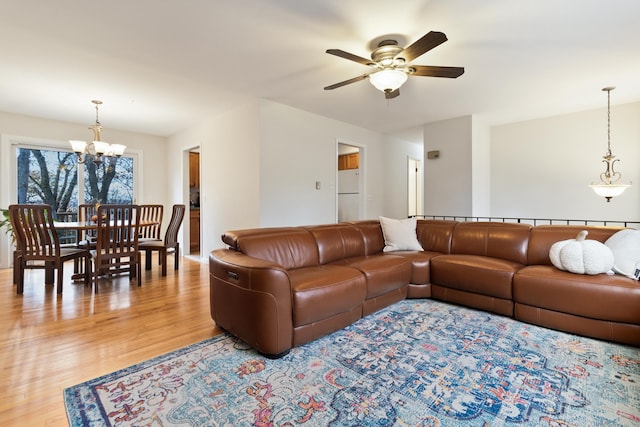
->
[111,144,127,156]
[92,140,110,155]
[69,140,88,153]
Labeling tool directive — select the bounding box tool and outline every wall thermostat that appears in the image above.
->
[427,150,440,159]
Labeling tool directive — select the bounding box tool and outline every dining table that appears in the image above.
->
[53,219,158,231]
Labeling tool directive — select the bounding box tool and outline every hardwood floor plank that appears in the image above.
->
[0,255,221,426]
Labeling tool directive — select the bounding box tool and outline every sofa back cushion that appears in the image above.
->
[416,220,457,253]
[351,220,386,255]
[527,225,623,266]
[306,223,366,264]
[222,227,319,269]
[451,222,532,265]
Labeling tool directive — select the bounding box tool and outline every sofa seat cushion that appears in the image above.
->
[386,250,443,285]
[290,265,366,327]
[332,255,411,298]
[430,254,523,299]
[514,265,640,324]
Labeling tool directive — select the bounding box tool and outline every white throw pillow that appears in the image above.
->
[549,230,614,275]
[379,216,424,252]
[605,229,640,280]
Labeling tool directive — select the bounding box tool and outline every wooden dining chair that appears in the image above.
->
[9,204,91,294]
[139,204,186,276]
[77,203,98,247]
[63,203,99,275]
[138,204,163,244]
[91,204,142,290]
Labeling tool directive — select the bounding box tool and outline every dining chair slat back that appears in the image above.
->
[9,204,91,294]
[92,204,142,289]
[164,204,186,247]
[139,204,163,242]
[139,204,186,276]
[77,204,98,246]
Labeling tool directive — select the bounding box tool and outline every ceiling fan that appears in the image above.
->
[324,31,464,99]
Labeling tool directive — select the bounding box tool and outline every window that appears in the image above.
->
[82,155,134,205]
[16,146,135,220]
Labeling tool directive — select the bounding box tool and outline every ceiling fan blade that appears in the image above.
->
[385,88,400,99]
[326,49,375,66]
[324,74,369,90]
[410,65,465,78]
[398,31,448,62]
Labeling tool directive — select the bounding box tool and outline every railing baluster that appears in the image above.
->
[413,215,639,228]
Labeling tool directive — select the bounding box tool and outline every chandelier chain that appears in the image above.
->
[92,99,102,126]
[606,88,611,154]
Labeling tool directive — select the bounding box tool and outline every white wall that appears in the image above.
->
[382,133,424,219]
[472,117,491,217]
[491,102,640,221]
[258,100,387,227]
[0,111,168,268]
[169,99,405,254]
[423,116,473,216]
[168,101,262,256]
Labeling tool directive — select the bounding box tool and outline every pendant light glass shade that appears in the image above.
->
[369,69,408,92]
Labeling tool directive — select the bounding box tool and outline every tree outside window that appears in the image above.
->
[83,154,134,206]
[16,147,134,220]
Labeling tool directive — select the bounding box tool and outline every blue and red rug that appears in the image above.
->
[64,299,640,426]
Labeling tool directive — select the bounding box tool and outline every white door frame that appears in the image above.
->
[407,156,423,217]
[183,146,201,256]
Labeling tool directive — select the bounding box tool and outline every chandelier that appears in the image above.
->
[69,100,126,165]
[588,87,631,202]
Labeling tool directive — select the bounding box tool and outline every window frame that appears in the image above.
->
[0,134,143,269]
[8,135,141,207]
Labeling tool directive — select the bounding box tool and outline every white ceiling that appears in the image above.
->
[1,0,639,139]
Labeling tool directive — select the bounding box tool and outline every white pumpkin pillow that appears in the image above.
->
[605,229,640,280]
[549,230,614,275]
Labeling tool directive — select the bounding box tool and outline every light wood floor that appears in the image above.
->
[0,255,222,426]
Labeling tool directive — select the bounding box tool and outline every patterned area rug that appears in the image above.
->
[64,299,640,426]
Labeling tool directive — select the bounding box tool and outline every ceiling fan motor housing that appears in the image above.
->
[371,40,405,67]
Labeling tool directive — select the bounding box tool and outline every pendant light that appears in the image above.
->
[588,87,631,202]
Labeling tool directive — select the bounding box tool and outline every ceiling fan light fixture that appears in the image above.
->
[369,69,408,92]
[324,31,463,98]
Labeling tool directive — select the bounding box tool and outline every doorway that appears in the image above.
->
[408,157,423,217]
[337,142,365,222]
[187,148,200,256]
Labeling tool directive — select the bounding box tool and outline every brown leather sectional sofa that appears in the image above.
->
[209,220,640,357]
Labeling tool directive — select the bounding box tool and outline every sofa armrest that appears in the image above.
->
[209,249,294,357]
